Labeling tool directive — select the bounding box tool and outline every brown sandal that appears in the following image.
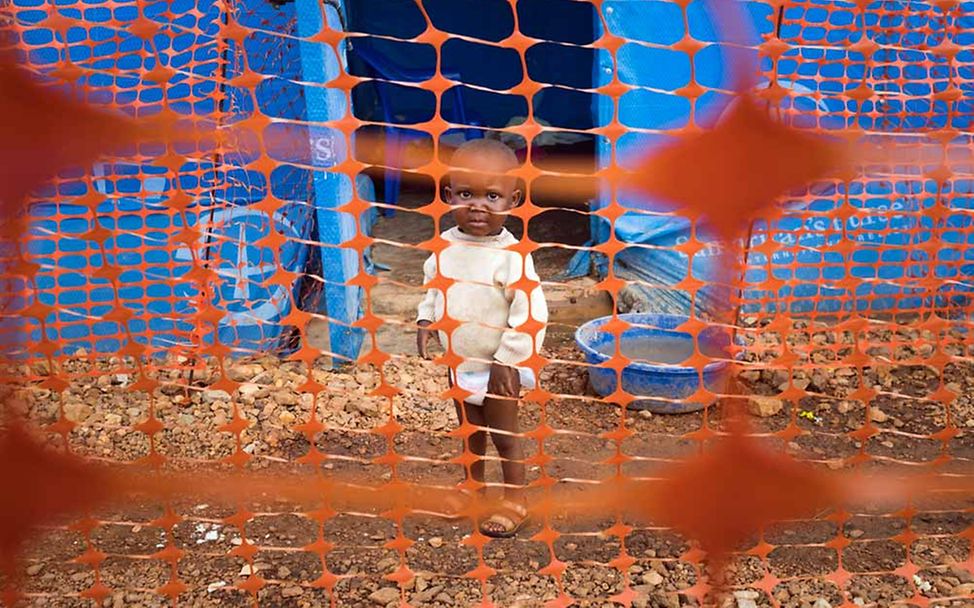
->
[479,501,529,538]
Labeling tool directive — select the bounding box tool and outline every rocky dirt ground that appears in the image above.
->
[12,316,974,608]
[9,213,974,607]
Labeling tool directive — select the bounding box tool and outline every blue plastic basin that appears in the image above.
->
[574,313,731,414]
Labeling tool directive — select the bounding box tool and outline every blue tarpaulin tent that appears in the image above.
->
[344,0,973,320]
[12,0,974,363]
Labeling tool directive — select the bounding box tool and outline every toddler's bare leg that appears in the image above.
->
[483,395,525,504]
[455,400,487,489]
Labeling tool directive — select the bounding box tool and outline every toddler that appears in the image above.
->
[416,138,547,538]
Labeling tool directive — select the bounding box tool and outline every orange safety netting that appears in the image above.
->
[0,0,973,607]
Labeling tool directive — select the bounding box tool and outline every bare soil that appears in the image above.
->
[9,214,974,607]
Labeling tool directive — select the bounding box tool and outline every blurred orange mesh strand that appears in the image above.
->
[1,0,973,607]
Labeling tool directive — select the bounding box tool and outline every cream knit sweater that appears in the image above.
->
[417,227,547,373]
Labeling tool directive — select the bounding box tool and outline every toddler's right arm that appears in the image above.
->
[416,255,437,358]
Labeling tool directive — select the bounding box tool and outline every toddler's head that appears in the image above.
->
[445,138,522,237]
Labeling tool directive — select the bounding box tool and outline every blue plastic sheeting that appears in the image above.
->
[14,0,373,357]
[585,0,974,317]
[740,181,974,315]
[605,211,730,316]
[16,0,222,355]
[295,0,367,364]
[570,0,765,315]
[344,0,601,208]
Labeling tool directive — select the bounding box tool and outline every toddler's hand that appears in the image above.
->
[417,320,436,359]
[488,362,520,400]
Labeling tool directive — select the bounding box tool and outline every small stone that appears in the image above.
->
[847,529,864,539]
[836,401,854,414]
[638,409,653,419]
[279,411,295,425]
[204,389,231,402]
[25,564,43,576]
[434,592,453,604]
[368,587,399,606]
[349,399,378,416]
[281,586,304,598]
[277,566,291,579]
[655,592,681,608]
[812,600,831,608]
[63,401,92,422]
[791,377,811,391]
[428,537,443,548]
[950,567,973,583]
[641,571,664,586]
[238,383,260,397]
[230,363,263,381]
[419,586,444,603]
[869,407,889,423]
[953,583,974,595]
[747,396,783,418]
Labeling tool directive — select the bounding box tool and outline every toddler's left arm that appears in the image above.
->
[493,253,548,369]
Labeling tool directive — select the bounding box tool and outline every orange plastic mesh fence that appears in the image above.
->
[1,0,973,607]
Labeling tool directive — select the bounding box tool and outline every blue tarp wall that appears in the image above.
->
[15,0,373,360]
[341,0,974,319]
[12,0,974,363]
[596,1,974,317]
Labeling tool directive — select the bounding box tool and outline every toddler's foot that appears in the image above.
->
[480,500,529,538]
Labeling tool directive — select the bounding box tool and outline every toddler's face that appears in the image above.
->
[446,168,522,237]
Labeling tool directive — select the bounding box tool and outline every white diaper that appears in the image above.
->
[450,367,537,406]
